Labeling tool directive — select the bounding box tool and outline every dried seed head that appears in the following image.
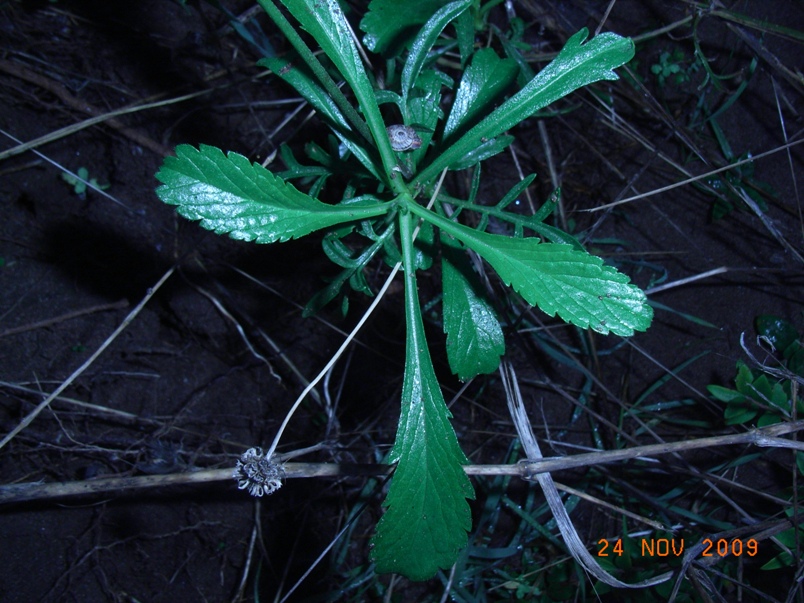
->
[233,447,285,497]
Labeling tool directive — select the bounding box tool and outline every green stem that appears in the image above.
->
[398,209,419,336]
[257,0,373,145]
[338,201,396,222]
[402,196,485,252]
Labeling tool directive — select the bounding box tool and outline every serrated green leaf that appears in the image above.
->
[155,144,388,243]
[371,213,474,580]
[523,213,584,247]
[482,239,652,336]
[442,236,504,380]
[444,48,518,140]
[360,0,451,55]
[401,0,472,105]
[406,201,651,336]
[416,28,635,184]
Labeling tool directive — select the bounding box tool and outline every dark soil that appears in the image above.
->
[1,1,802,601]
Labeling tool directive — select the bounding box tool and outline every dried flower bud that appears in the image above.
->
[233,447,285,497]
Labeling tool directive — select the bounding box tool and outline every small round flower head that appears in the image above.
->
[233,447,285,497]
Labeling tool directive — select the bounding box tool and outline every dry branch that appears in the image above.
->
[1,420,801,505]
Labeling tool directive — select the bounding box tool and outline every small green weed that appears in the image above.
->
[650,48,697,88]
[61,166,109,199]
[762,507,804,571]
[709,314,804,575]
[708,315,804,430]
[155,0,651,580]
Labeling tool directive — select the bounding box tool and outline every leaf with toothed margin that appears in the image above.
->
[155,144,387,243]
[370,241,475,580]
[442,233,505,380]
[408,203,653,336]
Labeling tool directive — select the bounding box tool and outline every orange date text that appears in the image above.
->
[597,537,759,558]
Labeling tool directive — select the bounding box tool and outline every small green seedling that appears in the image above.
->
[650,48,697,88]
[155,0,652,580]
[761,506,804,571]
[61,166,109,199]
[708,315,804,430]
[709,315,804,573]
